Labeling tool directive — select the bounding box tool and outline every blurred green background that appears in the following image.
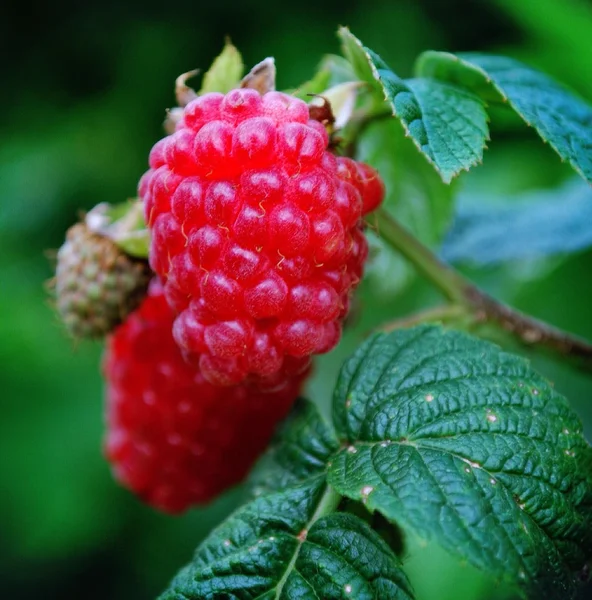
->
[2,0,591,598]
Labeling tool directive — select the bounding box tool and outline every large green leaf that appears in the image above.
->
[338,27,380,94]
[160,478,413,600]
[442,178,592,266]
[416,52,592,184]
[338,28,489,183]
[160,401,413,599]
[248,398,339,496]
[359,120,456,246]
[327,325,592,598]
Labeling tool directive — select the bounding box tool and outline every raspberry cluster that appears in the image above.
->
[104,282,305,513]
[139,88,384,386]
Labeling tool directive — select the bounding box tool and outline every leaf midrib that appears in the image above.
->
[342,437,569,581]
[272,483,340,600]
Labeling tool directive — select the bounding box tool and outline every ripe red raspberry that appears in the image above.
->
[139,88,384,386]
[103,281,306,514]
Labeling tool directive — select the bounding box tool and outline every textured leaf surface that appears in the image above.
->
[442,178,592,265]
[160,478,413,600]
[416,52,592,183]
[199,41,244,95]
[339,28,489,183]
[327,325,592,598]
[248,398,339,496]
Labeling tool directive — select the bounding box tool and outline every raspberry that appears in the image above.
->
[139,88,384,385]
[55,222,151,338]
[103,281,306,513]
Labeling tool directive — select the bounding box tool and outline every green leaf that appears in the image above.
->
[358,119,455,294]
[114,229,150,258]
[288,67,332,100]
[85,200,150,259]
[442,178,592,266]
[248,398,339,496]
[416,51,592,184]
[327,325,592,598]
[160,477,413,600]
[320,54,359,87]
[199,40,244,95]
[338,28,489,183]
[338,27,379,91]
[494,0,592,99]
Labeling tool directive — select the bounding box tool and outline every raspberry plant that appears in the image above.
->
[53,27,592,600]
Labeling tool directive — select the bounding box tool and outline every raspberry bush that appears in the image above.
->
[51,28,592,600]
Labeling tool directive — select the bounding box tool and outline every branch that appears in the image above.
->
[372,209,592,372]
[466,289,592,368]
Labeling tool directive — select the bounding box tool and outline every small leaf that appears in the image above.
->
[85,200,150,259]
[160,478,414,600]
[114,229,150,258]
[248,398,339,496]
[339,28,489,183]
[199,40,244,95]
[309,82,362,129]
[441,178,592,266]
[288,67,332,100]
[175,70,199,107]
[338,27,379,90]
[416,52,592,184]
[320,53,358,86]
[327,325,592,598]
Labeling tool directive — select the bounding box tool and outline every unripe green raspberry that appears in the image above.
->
[55,222,151,338]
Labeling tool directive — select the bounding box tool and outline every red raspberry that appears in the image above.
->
[139,89,384,385]
[103,281,306,514]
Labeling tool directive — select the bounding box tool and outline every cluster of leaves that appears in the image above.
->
[329,28,592,295]
[147,28,592,600]
[335,28,591,184]
[160,326,592,599]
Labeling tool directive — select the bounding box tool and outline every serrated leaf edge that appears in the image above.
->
[415,50,592,184]
[339,29,488,183]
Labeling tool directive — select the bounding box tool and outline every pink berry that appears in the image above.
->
[104,281,307,514]
[139,89,384,385]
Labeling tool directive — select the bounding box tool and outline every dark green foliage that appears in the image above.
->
[162,328,592,599]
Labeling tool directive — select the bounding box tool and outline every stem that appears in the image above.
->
[373,209,469,304]
[372,209,592,372]
[466,289,592,369]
